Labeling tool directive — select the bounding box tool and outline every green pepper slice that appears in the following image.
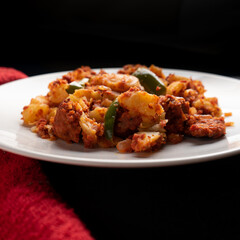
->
[133,68,166,95]
[66,78,89,94]
[104,98,119,140]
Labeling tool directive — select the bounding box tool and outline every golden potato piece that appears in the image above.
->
[117,64,147,75]
[89,107,107,123]
[131,132,166,152]
[149,64,166,80]
[118,87,164,122]
[63,66,96,82]
[74,87,118,102]
[167,81,187,96]
[47,79,68,105]
[22,96,49,125]
[166,74,191,84]
[80,113,103,148]
[192,97,222,117]
[90,73,142,92]
[116,138,133,153]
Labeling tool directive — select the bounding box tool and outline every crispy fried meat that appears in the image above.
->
[115,108,142,138]
[53,99,82,142]
[185,115,226,138]
[159,95,189,134]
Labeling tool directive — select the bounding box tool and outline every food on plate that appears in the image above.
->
[21,64,227,153]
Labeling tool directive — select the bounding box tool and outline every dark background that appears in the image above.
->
[1,0,240,76]
[2,1,240,240]
[42,156,240,240]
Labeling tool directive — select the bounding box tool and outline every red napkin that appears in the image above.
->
[0,67,94,240]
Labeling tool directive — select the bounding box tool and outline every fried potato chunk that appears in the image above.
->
[192,97,222,117]
[22,96,50,125]
[116,138,133,153]
[62,66,96,82]
[166,74,206,97]
[116,132,166,153]
[74,86,118,102]
[167,81,187,96]
[90,73,142,92]
[166,74,191,85]
[117,64,147,75]
[80,113,103,148]
[149,64,166,79]
[89,107,107,123]
[131,132,166,152]
[118,87,164,123]
[47,79,69,106]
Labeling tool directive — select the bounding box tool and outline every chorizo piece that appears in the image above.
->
[159,95,189,134]
[185,115,226,138]
[53,99,82,143]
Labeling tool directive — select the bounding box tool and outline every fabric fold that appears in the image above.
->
[0,68,94,240]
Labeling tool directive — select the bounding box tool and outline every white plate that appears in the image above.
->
[0,68,240,167]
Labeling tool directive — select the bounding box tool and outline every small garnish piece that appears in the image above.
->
[104,98,119,140]
[225,122,234,127]
[66,78,89,94]
[133,68,166,95]
[224,112,232,117]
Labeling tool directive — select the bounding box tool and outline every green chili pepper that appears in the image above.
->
[66,78,89,94]
[104,98,119,140]
[133,68,166,95]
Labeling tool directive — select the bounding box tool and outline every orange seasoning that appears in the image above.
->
[225,122,234,127]
[224,112,232,117]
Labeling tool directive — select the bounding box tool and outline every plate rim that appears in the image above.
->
[0,137,240,168]
[0,67,240,168]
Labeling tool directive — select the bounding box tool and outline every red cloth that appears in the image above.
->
[0,68,94,240]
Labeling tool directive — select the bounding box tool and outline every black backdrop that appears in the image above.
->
[1,0,240,76]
